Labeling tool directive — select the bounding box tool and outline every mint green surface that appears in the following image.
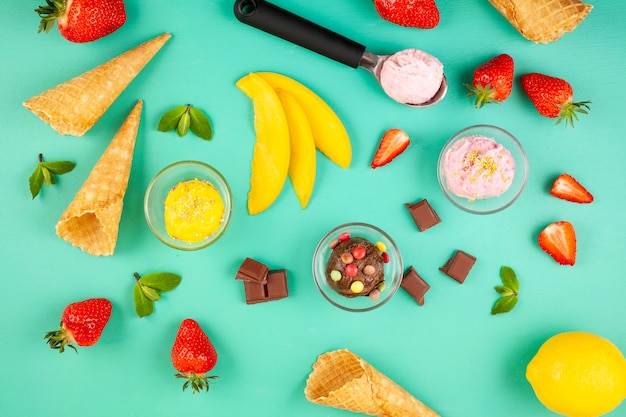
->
[2,1,626,416]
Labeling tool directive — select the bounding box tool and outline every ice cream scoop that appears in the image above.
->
[234,0,447,107]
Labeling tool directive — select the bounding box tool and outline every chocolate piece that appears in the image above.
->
[401,266,430,306]
[405,199,441,232]
[439,250,476,283]
[244,280,268,304]
[236,257,268,284]
[243,269,289,305]
[266,269,288,300]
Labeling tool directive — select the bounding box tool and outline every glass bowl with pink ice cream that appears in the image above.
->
[437,125,528,214]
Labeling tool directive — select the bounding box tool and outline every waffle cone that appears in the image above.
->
[488,0,592,43]
[24,33,169,136]
[305,349,440,417]
[56,100,142,256]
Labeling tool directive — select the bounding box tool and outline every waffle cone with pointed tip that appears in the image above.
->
[488,0,592,43]
[23,33,170,136]
[56,100,142,256]
[305,349,440,417]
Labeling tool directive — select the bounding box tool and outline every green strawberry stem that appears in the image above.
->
[35,0,66,34]
[465,83,499,109]
[175,372,218,394]
[45,323,77,354]
[558,101,591,128]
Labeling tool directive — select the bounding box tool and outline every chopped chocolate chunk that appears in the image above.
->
[236,257,268,284]
[401,266,430,305]
[243,269,289,304]
[439,250,476,284]
[244,280,268,304]
[266,269,288,300]
[405,199,441,232]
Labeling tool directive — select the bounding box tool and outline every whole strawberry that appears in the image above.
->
[171,319,218,393]
[45,298,112,353]
[521,72,591,127]
[373,0,440,29]
[465,54,514,108]
[36,0,126,43]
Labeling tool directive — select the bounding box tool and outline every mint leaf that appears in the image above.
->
[177,111,190,137]
[501,266,519,292]
[29,154,75,199]
[494,285,514,296]
[189,107,213,140]
[29,165,44,199]
[140,283,162,301]
[42,160,76,175]
[158,106,187,132]
[140,272,182,292]
[491,295,518,315]
[133,284,154,318]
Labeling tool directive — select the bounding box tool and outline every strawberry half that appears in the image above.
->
[45,298,112,353]
[171,319,218,393]
[465,54,514,108]
[373,0,440,29]
[521,72,591,128]
[538,221,577,266]
[36,0,126,43]
[550,174,594,204]
[371,129,410,169]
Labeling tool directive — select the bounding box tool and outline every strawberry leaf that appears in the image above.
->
[158,106,187,132]
[189,107,213,140]
[491,295,518,315]
[29,165,44,199]
[140,283,161,301]
[140,272,182,292]
[501,266,518,292]
[133,285,154,318]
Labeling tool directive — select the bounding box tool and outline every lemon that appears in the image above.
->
[526,331,626,417]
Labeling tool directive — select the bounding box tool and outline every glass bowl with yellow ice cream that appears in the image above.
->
[144,161,232,250]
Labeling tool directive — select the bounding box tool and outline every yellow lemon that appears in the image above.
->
[526,331,626,417]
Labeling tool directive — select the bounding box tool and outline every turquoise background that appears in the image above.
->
[2,1,626,416]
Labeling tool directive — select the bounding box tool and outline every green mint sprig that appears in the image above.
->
[491,266,519,315]
[157,104,213,140]
[133,272,182,318]
[29,153,76,199]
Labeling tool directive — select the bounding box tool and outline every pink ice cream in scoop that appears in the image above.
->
[443,135,515,200]
[379,48,443,105]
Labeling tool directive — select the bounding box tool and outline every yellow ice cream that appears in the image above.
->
[164,179,224,243]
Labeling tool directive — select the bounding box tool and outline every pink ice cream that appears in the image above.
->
[379,48,443,105]
[443,135,515,200]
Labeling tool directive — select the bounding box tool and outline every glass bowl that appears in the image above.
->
[437,125,528,215]
[144,161,232,250]
[312,223,403,312]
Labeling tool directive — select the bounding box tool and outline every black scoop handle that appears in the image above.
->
[234,0,366,68]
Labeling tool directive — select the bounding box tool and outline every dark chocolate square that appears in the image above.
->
[401,266,430,306]
[236,257,268,284]
[439,250,476,284]
[243,280,268,304]
[266,269,288,300]
[405,199,441,232]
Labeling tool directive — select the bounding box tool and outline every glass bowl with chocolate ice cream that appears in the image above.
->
[312,223,403,312]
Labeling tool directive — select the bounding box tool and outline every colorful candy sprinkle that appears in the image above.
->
[341,253,354,264]
[382,252,390,263]
[368,289,381,301]
[339,232,350,242]
[375,241,387,252]
[330,270,342,282]
[350,280,364,293]
[352,246,366,260]
[329,239,339,249]
[377,282,386,292]
[345,263,358,277]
